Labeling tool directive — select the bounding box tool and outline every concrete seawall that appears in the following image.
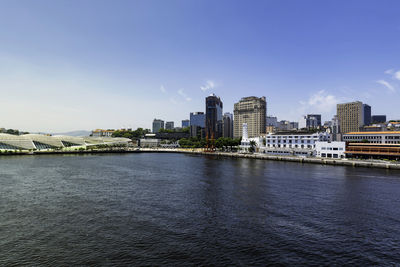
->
[1,148,399,170]
[137,148,400,170]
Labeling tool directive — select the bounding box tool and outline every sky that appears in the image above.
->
[1,0,400,132]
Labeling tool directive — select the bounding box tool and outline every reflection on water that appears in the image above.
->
[1,153,400,265]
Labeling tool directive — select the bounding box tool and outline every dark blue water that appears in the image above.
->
[1,153,400,266]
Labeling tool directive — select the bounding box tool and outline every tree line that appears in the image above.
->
[0,129,29,135]
[112,128,151,139]
[179,137,242,150]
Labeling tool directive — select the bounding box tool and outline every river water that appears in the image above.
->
[1,153,400,265]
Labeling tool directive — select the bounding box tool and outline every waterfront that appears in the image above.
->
[1,153,400,265]
[2,147,400,170]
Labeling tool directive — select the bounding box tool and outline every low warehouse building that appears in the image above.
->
[345,143,400,160]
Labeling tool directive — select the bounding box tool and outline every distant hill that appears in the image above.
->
[52,130,91,137]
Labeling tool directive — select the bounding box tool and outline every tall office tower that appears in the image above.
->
[337,101,364,134]
[181,120,190,128]
[372,115,387,124]
[165,121,174,130]
[222,112,233,138]
[289,121,299,130]
[331,115,341,141]
[152,119,164,133]
[233,96,267,138]
[363,104,372,126]
[266,116,278,127]
[189,112,205,128]
[205,94,223,139]
[307,114,322,128]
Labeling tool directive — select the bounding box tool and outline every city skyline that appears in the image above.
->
[1,0,400,132]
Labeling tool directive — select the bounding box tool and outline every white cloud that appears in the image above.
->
[200,80,216,92]
[384,68,400,81]
[376,80,395,92]
[394,70,400,81]
[385,69,394,75]
[299,90,341,116]
[177,89,191,102]
[160,85,166,93]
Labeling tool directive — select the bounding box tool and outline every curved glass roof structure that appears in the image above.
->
[0,134,131,150]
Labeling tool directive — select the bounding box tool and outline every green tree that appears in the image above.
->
[215,137,224,149]
[112,128,150,140]
[249,140,256,153]
[6,129,20,135]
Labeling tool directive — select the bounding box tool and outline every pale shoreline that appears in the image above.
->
[138,148,400,170]
[1,147,399,170]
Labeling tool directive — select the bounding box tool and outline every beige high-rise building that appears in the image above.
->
[337,101,364,134]
[233,96,266,138]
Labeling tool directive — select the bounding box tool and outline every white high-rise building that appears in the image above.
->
[242,123,248,140]
[240,123,250,149]
[299,116,307,129]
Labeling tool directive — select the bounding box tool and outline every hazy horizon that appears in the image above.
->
[1,0,400,132]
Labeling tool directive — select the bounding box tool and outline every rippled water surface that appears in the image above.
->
[1,153,400,266]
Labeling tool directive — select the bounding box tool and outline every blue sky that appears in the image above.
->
[1,0,400,132]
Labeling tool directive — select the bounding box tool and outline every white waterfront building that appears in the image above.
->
[260,132,331,156]
[265,132,331,149]
[315,141,346,159]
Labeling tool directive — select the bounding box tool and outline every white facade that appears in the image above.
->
[240,123,250,150]
[259,132,330,157]
[242,123,248,140]
[299,116,307,129]
[315,141,346,159]
[343,131,400,144]
[239,123,263,152]
[247,132,330,157]
[264,132,331,149]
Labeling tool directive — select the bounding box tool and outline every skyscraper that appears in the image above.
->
[331,115,341,141]
[233,96,266,138]
[189,112,205,128]
[223,112,233,138]
[300,114,322,129]
[165,121,174,130]
[363,104,371,126]
[307,114,322,128]
[181,119,190,128]
[152,119,164,133]
[266,116,278,127]
[337,101,364,133]
[205,94,223,139]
